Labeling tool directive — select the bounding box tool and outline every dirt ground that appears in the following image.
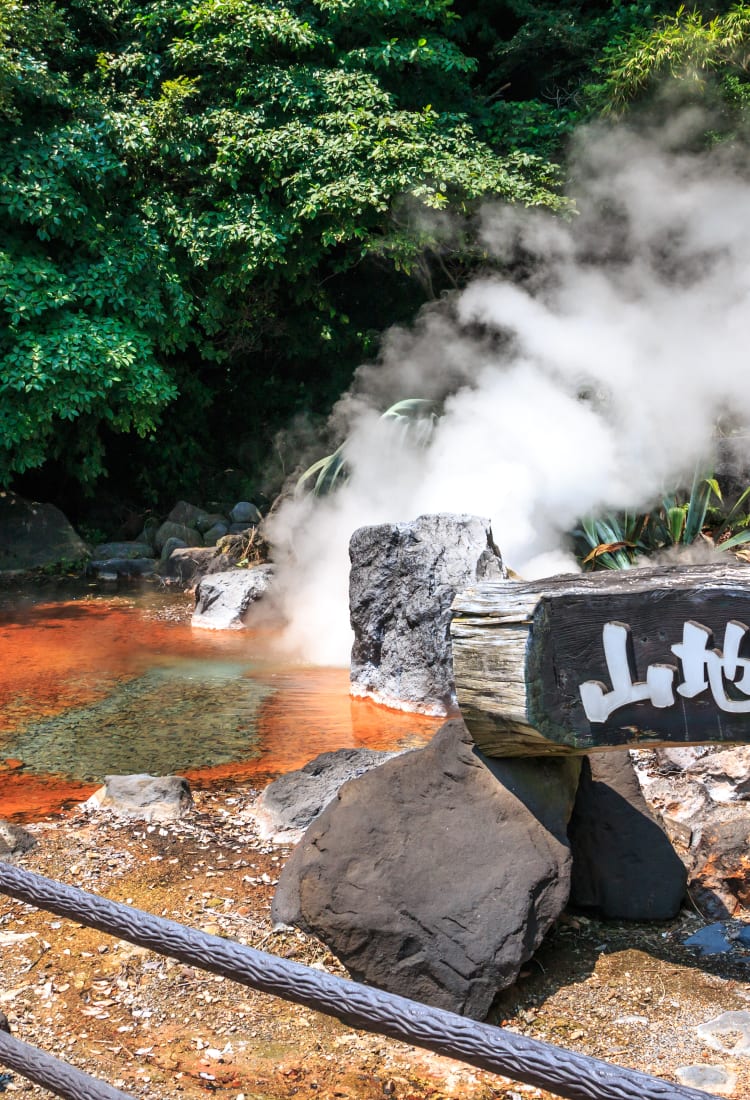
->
[0,786,748,1100]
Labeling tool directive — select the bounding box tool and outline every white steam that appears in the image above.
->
[265,121,750,666]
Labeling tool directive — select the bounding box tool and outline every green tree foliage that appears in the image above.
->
[592,2,750,112]
[0,1,192,486]
[1,0,564,498]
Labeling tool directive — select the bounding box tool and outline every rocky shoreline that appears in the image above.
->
[0,786,749,1100]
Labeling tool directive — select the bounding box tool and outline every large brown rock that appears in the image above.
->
[272,719,580,1018]
[568,752,686,919]
[0,491,88,572]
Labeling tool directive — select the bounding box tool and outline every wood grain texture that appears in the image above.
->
[451,562,750,756]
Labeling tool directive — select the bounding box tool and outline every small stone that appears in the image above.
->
[0,820,36,859]
[229,502,262,525]
[87,775,194,824]
[675,1065,736,1094]
[697,1010,750,1055]
[684,923,733,956]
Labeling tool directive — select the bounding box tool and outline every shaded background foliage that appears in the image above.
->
[1,0,747,521]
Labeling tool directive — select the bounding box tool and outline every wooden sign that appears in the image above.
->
[450,562,750,757]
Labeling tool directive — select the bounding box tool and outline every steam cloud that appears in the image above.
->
[265,119,750,666]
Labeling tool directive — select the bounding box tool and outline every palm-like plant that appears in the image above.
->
[295,399,438,497]
[573,469,750,570]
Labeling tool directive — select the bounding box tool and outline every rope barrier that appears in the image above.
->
[0,861,719,1100]
[0,1016,133,1100]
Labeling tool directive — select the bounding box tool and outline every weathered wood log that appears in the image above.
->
[451,562,750,756]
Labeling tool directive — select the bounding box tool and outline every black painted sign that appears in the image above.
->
[529,589,750,749]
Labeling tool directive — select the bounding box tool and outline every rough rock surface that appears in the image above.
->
[87,774,194,823]
[272,719,580,1018]
[0,819,36,859]
[192,565,274,629]
[252,748,396,844]
[230,501,262,525]
[160,536,188,561]
[633,745,750,918]
[0,491,89,572]
[92,541,153,560]
[167,501,214,529]
[349,514,506,715]
[158,535,254,587]
[154,520,202,553]
[87,557,158,580]
[568,752,686,919]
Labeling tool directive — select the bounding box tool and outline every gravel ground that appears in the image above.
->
[0,787,748,1100]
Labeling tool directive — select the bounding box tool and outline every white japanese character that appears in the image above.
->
[579,621,676,724]
[671,619,750,713]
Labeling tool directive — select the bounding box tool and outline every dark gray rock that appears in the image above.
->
[89,774,193,823]
[0,819,36,859]
[87,557,158,579]
[196,512,229,534]
[92,541,153,560]
[0,491,88,572]
[568,752,686,920]
[160,536,188,562]
[158,535,256,587]
[201,521,229,543]
[229,522,256,535]
[154,520,202,553]
[349,514,506,716]
[167,501,212,529]
[272,719,580,1018]
[192,565,274,629]
[253,748,396,844]
[230,501,262,525]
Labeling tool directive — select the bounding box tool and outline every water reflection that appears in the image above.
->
[0,589,441,820]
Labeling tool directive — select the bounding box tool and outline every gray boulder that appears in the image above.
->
[192,565,274,629]
[633,746,750,919]
[349,513,506,715]
[87,557,158,579]
[167,501,212,529]
[196,512,229,534]
[160,536,188,562]
[0,491,88,572]
[0,820,36,859]
[154,520,202,553]
[92,541,153,560]
[230,501,262,525]
[87,774,193,823]
[568,752,686,919]
[252,748,396,844]
[203,522,229,545]
[272,719,580,1018]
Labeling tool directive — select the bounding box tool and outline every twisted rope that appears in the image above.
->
[0,862,718,1100]
[0,1025,133,1100]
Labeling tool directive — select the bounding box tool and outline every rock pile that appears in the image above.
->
[271,721,688,1019]
[272,513,695,1021]
[88,498,265,583]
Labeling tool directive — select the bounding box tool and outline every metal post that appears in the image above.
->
[0,862,719,1100]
